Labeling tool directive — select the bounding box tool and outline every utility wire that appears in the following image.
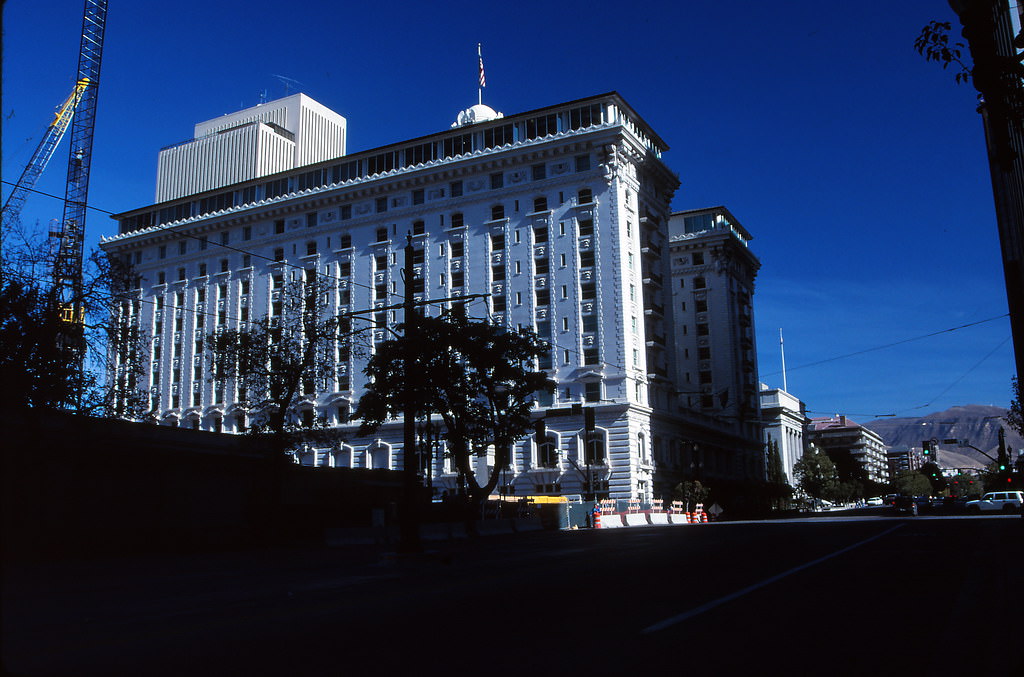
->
[760,313,1010,378]
[899,335,1011,413]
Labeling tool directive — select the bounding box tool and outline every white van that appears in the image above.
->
[965,491,1023,513]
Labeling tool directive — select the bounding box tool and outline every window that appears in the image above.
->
[177,267,186,281]
[450,212,464,229]
[178,241,187,256]
[221,232,230,245]
[491,205,504,220]
[575,154,591,172]
[274,219,285,234]
[698,347,711,360]
[692,252,704,265]
[536,288,550,306]
[584,347,600,365]
[274,247,284,262]
[375,254,388,271]
[451,271,464,287]
[450,180,463,197]
[561,285,568,299]
[694,277,706,289]
[582,315,598,333]
[491,232,505,250]
[579,251,595,268]
[695,299,708,313]
[585,430,605,464]
[492,295,506,312]
[535,258,549,274]
[242,254,251,268]
[581,282,596,300]
[375,227,388,242]
[561,317,569,332]
[241,279,250,295]
[220,258,228,273]
[531,164,546,181]
[412,189,424,205]
[490,172,504,189]
[492,265,505,281]
[585,381,601,403]
[533,196,547,212]
[340,205,352,220]
[157,271,166,285]
[513,111,549,140]
[450,241,464,258]
[533,226,548,243]
[697,323,709,336]
[306,241,317,256]
[159,245,166,259]
[412,219,425,235]
[538,434,558,468]
[578,219,594,236]
[375,197,388,213]
[578,188,593,204]
[243,226,252,240]
[197,288,206,303]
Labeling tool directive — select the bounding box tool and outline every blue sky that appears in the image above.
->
[2,0,1015,419]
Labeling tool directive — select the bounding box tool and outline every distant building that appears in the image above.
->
[759,384,807,485]
[886,446,923,478]
[806,415,889,484]
[155,93,347,202]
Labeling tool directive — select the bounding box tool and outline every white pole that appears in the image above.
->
[780,328,788,393]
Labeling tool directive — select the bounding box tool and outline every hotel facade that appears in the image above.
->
[101,92,764,502]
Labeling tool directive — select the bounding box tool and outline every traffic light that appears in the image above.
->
[584,407,596,436]
[922,440,932,457]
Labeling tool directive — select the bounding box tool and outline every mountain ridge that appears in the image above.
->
[863,405,1022,469]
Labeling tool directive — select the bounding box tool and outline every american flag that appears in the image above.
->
[478,55,486,88]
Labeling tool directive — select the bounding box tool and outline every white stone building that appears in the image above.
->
[101,92,764,502]
[759,384,807,485]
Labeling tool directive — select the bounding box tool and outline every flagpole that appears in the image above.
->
[477,43,484,106]
[780,328,788,393]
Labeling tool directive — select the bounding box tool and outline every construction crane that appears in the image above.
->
[49,0,108,412]
[53,0,107,331]
[0,79,89,233]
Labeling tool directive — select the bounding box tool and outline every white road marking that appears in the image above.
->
[641,524,905,634]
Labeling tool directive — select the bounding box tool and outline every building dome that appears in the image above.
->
[452,103,503,127]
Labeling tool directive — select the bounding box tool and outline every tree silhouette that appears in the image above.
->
[356,309,551,515]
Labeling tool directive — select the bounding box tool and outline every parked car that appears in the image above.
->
[965,491,1023,513]
[866,497,883,506]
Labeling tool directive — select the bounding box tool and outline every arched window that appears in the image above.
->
[578,188,593,204]
[333,444,353,468]
[585,428,607,465]
[491,204,505,220]
[533,196,547,212]
[538,433,559,468]
[369,441,391,470]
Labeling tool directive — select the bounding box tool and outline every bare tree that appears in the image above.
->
[207,269,368,456]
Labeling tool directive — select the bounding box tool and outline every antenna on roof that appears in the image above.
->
[270,74,304,97]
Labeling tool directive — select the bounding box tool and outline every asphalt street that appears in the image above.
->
[4,514,1021,676]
